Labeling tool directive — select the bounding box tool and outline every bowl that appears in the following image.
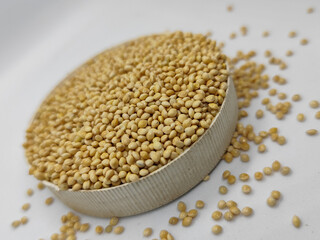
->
[42,77,238,218]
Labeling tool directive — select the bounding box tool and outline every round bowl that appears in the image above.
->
[42,77,238,218]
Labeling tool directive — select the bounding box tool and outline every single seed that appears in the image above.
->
[256,109,264,119]
[179,211,187,220]
[211,211,222,221]
[195,200,205,209]
[169,217,179,225]
[262,31,269,37]
[12,220,21,228]
[109,216,119,226]
[297,113,305,122]
[254,172,263,181]
[281,166,291,176]
[239,173,249,181]
[258,144,266,153]
[288,31,297,38]
[114,226,124,234]
[21,216,28,225]
[264,50,272,57]
[224,211,234,221]
[160,230,168,238]
[95,225,103,234]
[219,185,228,195]
[222,170,231,179]
[187,209,198,218]
[226,200,237,208]
[277,136,286,145]
[26,188,33,196]
[315,111,320,119]
[217,200,227,209]
[267,196,277,207]
[278,92,287,100]
[271,190,281,200]
[182,216,193,227]
[286,50,293,56]
[211,225,223,235]
[143,227,153,237]
[230,32,237,39]
[263,167,273,175]
[292,94,301,101]
[203,175,210,181]
[300,38,308,45]
[292,215,301,228]
[177,201,186,212]
[37,182,45,190]
[268,88,277,96]
[230,206,241,215]
[227,175,236,185]
[240,154,250,162]
[80,223,90,232]
[272,160,281,171]
[242,185,252,194]
[306,129,318,135]
[227,5,233,11]
[309,100,319,108]
[22,203,30,211]
[241,207,253,216]
[45,197,54,205]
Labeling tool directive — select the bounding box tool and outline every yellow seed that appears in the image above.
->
[211,211,222,221]
[230,206,241,215]
[22,203,30,211]
[222,170,231,179]
[292,94,301,101]
[239,173,249,181]
[143,227,153,237]
[80,223,90,232]
[271,190,281,200]
[227,175,236,184]
[95,225,103,234]
[292,215,301,228]
[226,200,237,208]
[195,200,205,209]
[277,136,286,145]
[240,154,250,162]
[26,188,33,196]
[297,113,305,122]
[160,230,168,238]
[267,196,277,207]
[240,26,248,36]
[264,50,272,57]
[187,209,198,218]
[300,38,308,45]
[217,200,227,209]
[219,185,228,195]
[20,216,28,225]
[272,160,281,171]
[211,225,223,235]
[263,167,272,175]
[262,31,269,37]
[315,111,320,119]
[45,197,54,205]
[109,216,119,226]
[309,100,319,108]
[306,129,318,135]
[281,166,291,176]
[278,92,287,100]
[286,50,293,56]
[227,5,233,11]
[230,32,237,39]
[177,201,186,212]
[242,185,252,194]
[12,220,21,228]
[37,182,45,190]
[256,109,264,119]
[258,144,266,153]
[268,88,277,96]
[224,211,234,221]
[114,226,124,234]
[254,172,263,181]
[182,216,193,227]
[179,211,187,220]
[203,175,210,181]
[241,207,253,216]
[288,31,297,38]
[169,217,179,225]
[261,98,270,105]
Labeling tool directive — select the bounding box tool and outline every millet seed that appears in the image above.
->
[292,215,301,228]
[242,185,252,194]
[212,225,223,235]
[211,211,222,221]
[143,227,153,237]
[219,185,228,195]
[114,226,124,234]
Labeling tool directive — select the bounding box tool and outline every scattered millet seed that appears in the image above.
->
[219,185,228,195]
[230,206,241,215]
[95,226,103,234]
[262,31,269,37]
[315,111,320,119]
[292,94,301,101]
[45,197,54,205]
[300,38,309,45]
[261,97,270,105]
[278,92,287,100]
[281,166,291,176]
[276,112,284,120]
[182,216,193,227]
[297,113,305,122]
[114,226,124,234]
[264,50,272,57]
[109,216,119,226]
[37,182,45,190]
[292,215,301,228]
[169,217,179,225]
[267,196,277,207]
[256,109,264,119]
[212,225,223,235]
[254,172,264,181]
[272,160,281,171]
[240,26,248,36]
[177,201,186,212]
[288,31,297,38]
[306,129,318,135]
[226,200,237,208]
[179,211,188,220]
[167,232,174,240]
[212,211,223,221]
[239,173,250,181]
[12,220,21,228]
[258,144,266,153]
[230,32,237,39]
[227,175,236,184]
[222,170,231,179]
[20,216,28,225]
[22,203,30,211]
[309,100,319,108]
[26,188,33,196]
[240,154,250,162]
[195,200,205,209]
[268,88,277,96]
[224,211,234,221]
[242,185,252,194]
[143,227,153,237]
[271,190,281,200]
[263,167,273,175]
[80,223,90,232]
[203,175,210,181]
[286,50,293,56]
[242,207,253,216]
[105,226,113,233]
[217,200,227,209]
[187,209,198,218]
[160,230,168,238]
[227,5,233,11]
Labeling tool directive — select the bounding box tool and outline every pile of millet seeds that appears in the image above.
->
[11,5,319,240]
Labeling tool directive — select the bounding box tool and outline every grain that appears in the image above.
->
[114,226,124,234]
[242,185,252,194]
[219,185,228,195]
[26,188,33,196]
[267,197,277,207]
[21,216,28,225]
[315,111,320,119]
[182,217,193,227]
[281,166,291,176]
[240,154,250,162]
[212,211,222,221]
[300,38,309,45]
[95,226,103,234]
[263,167,272,175]
[177,201,186,212]
[306,129,318,135]
[109,216,119,226]
[254,172,263,181]
[195,200,205,209]
[272,160,281,171]
[239,173,249,181]
[297,113,305,122]
[22,203,30,211]
[309,100,319,108]
[271,190,281,200]
[241,207,253,216]
[292,215,301,228]
[212,225,222,235]
[292,94,301,101]
[45,197,54,205]
[217,200,227,209]
[143,227,153,237]
[169,217,179,225]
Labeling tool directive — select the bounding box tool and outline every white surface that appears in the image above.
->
[0,0,320,239]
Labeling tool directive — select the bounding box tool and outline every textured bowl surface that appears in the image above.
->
[43,78,238,218]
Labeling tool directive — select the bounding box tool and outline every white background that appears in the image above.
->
[1,0,320,239]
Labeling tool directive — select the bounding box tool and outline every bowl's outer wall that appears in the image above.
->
[44,79,238,217]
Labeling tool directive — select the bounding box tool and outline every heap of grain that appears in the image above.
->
[24,32,229,191]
